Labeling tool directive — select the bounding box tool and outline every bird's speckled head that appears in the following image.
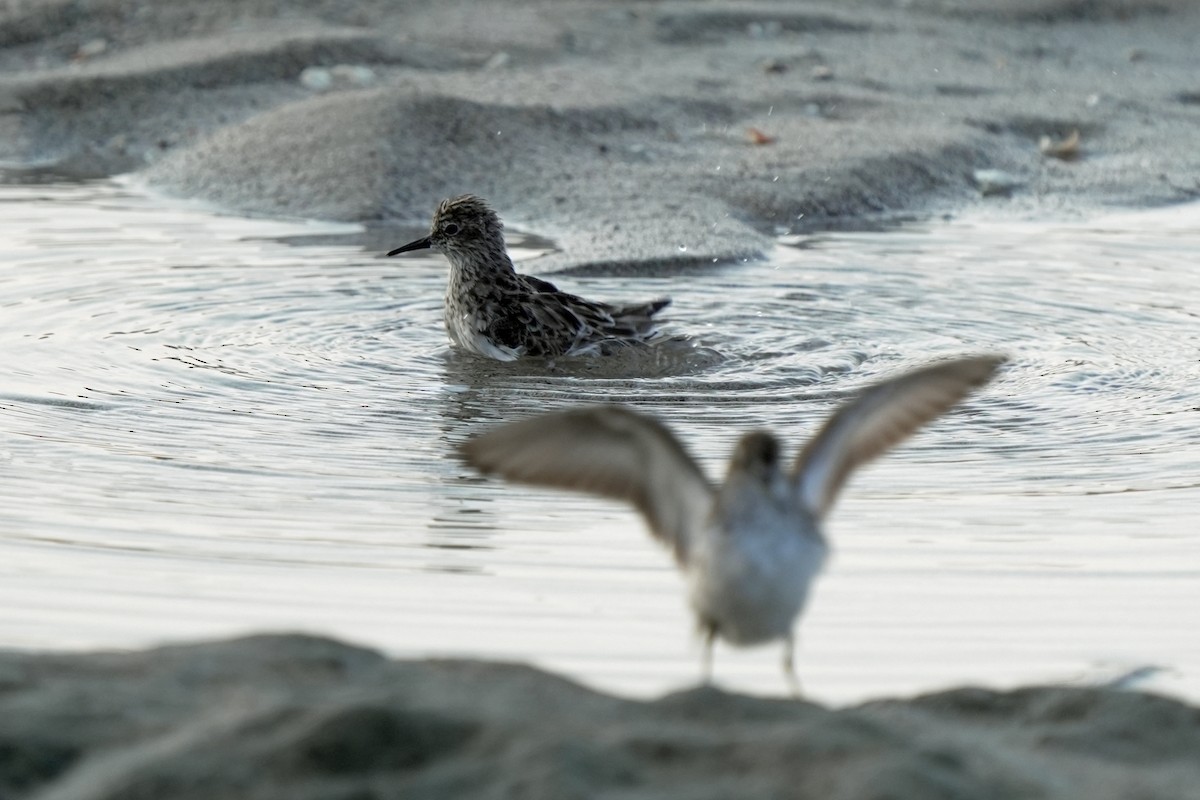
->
[429,195,504,252]
[386,195,508,269]
[728,430,783,484]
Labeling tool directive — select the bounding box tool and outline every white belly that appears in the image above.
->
[687,515,828,647]
[444,303,519,361]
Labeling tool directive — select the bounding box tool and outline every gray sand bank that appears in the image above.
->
[3,635,1199,800]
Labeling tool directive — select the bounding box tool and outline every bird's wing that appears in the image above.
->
[476,286,582,356]
[521,274,561,294]
[460,405,714,563]
[793,355,1005,519]
[525,292,593,338]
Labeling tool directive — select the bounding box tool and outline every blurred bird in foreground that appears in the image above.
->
[460,355,1005,692]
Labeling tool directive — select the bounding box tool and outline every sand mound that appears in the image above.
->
[3,635,1198,800]
[2,0,1197,268]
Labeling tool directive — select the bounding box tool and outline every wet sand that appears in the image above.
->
[3,1,1200,797]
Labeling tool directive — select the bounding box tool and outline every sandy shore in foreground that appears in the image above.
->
[3,1,1200,797]
[3,635,1199,800]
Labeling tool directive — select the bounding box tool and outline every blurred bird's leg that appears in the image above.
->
[700,623,717,685]
[783,634,802,698]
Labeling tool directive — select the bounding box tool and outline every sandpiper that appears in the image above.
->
[460,355,1004,691]
[387,195,670,360]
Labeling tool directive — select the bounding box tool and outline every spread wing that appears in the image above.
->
[459,405,714,564]
[793,355,1005,519]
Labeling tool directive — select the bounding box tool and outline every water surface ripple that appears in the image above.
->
[2,178,1198,702]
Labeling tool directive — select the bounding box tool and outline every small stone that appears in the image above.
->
[746,20,783,38]
[973,169,1022,197]
[299,66,333,91]
[329,64,376,87]
[75,39,108,59]
[483,51,510,70]
[300,65,376,92]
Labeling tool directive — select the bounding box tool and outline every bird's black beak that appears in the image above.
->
[387,236,432,256]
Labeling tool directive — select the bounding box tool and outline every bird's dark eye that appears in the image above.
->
[444,223,460,235]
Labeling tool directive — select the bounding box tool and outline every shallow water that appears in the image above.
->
[2,174,1198,704]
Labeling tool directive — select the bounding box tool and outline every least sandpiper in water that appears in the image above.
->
[460,355,1004,691]
[387,195,670,360]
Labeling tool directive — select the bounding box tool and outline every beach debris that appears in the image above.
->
[1039,129,1081,160]
[972,169,1022,196]
[746,127,776,145]
[1102,665,1169,690]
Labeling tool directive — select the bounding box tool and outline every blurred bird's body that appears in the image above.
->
[689,457,827,649]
